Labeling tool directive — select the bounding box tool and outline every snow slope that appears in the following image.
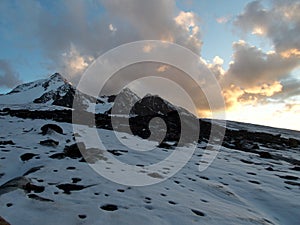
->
[0,115,299,225]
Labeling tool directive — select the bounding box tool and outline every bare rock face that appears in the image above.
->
[40,139,59,147]
[128,95,198,144]
[0,217,10,225]
[41,124,64,135]
[0,176,31,196]
[63,142,85,159]
[104,88,140,115]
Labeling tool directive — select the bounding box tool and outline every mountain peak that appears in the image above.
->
[119,88,140,101]
[49,73,66,82]
[0,72,74,107]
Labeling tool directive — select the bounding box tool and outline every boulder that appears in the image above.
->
[40,124,63,135]
[63,142,85,159]
[0,217,10,225]
[40,139,59,147]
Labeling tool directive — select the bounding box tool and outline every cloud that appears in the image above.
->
[0,60,21,88]
[243,81,283,97]
[217,40,299,109]
[95,61,213,116]
[201,44,291,109]
[61,44,94,80]
[100,0,202,53]
[216,16,231,24]
[224,40,300,89]
[109,24,117,33]
[234,0,300,56]
[157,65,170,72]
[143,44,154,53]
[222,85,245,109]
[174,11,200,37]
[0,0,203,83]
[222,81,284,110]
[213,56,224,65]
[225,0,300,111]
[202,56,225,80]
[214,0,300,113]
[271,78,300,101]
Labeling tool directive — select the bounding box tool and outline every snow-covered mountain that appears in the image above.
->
[104,87,141,115]
[0,73,196,120]
[106,88,195,118]
[1,73,73,106]
[0,74,300,225]
[0,73,111,112]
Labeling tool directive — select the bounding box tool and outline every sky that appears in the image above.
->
[0,0,299,131]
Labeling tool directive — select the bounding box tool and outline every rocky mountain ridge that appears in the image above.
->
[0,73,300,225]
[0,73,299,152]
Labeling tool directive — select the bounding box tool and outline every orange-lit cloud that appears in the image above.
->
[62,44,94,78]
[280,49,300,59]
[220,81,283,117]
[222,85,245,110]
[143,44,153,53]
[174,11,199,36]
[157,65,170,72]
[160,34,175,43]
[251,26,266,35]
[244,81,282,97]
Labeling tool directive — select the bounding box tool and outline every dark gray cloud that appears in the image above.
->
[0,60,21,88]
[234,0,300,55]
[271,78,300,101]
[0,0,202,81]
[100,0,202,54]
[224,41,300,89]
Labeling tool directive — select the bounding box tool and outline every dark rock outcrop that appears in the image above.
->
[41,124,64,135]
[40,139,59,147]
[0,140,15,145]
[63,142,85,159]
[20,153,38,161]
[0,217,10,225]
[56,183,96,194]
[128,95,199,144]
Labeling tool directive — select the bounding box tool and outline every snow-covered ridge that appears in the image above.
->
[8,73,66,95]
[0,73,196,119]
[1,73,70,105]
[0,73,113,113]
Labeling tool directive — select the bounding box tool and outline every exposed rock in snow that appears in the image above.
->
[0,216,10,225]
